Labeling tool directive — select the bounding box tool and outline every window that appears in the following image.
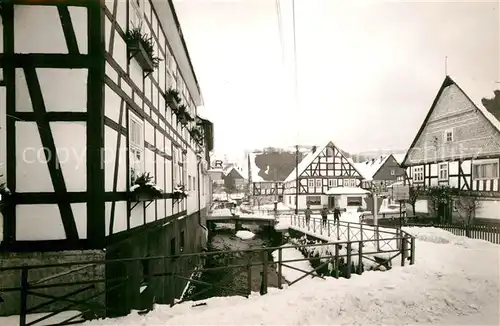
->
[170,238,176,256]
[306,195,321,206]
[472,160,499,180]
[308,179,314,188]
[444,129,453,143]
[129,116,143,177]
[349,179,356,187]
[315,179,322,188]
[343,179,349,186]
[413,166,424,182]
[390,169,395,176]
[288,196,291,205]
[188,176,191,191]
[180,231,185,252]
[326,147,334,157]
[328,179,337,188]
[438,163,448,181]
[193,176,196,191]
[347,196,362,206]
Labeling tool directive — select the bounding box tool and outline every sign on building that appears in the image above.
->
[391,184,410,201]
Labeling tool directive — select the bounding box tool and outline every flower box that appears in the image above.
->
[128,40,155,73]
[173,184,188,200]
[130,172,164,201]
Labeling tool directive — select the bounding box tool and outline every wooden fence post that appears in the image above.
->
[376,224,380,251]
[261,250,268,295]
[346,242,352,279]
[401,233,408,266]
[19,268,28,326]
[328,221,331,237]
[410,236,415,265]
[277,248,283,289]
[334,244,340,279]
[357,241,363,275]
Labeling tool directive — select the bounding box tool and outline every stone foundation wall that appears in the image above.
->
[0,250,105,317]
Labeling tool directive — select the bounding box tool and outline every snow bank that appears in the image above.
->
[82,227,500,325]
[271,245,314,283]
[403,226,495,249]
[235,230,255,240]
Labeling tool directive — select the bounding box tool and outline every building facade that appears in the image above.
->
[0,0,213,315]
[358,155,406,190]
[282,141,364,210]
[402,76,500,222]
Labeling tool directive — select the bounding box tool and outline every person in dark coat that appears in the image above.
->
[333,206,341,224]
[304,203,312,228]
[321,205,329,227]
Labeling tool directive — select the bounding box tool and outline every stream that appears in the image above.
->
[184,223,282,301]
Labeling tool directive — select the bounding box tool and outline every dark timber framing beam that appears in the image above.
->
[23,64,79,240]
[87,0,106,248]
[57,5,80,55]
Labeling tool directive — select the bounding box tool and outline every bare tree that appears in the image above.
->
[253,195,265,209]
[406,185,424,216]
[455,196,482,226]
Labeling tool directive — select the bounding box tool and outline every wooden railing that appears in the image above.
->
[0,230,415,326]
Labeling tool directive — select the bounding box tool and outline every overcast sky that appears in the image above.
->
[173,0,499,157]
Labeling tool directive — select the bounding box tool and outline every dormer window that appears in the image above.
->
[444,129,453,143]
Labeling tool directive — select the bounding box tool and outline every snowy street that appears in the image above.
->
[85,227,500,325]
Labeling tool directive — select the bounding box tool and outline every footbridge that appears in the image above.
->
[206,208,277,230]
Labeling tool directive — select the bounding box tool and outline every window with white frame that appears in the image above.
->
[308,179,314,188]
[472,160,499,180]
[129,116,143,178]
[413,166,424,182]
[349,179,356,187]
[172,148,178,183]
[390,169,395,176]
[315,179,322,188]
[188,176,191,191]
[328,179,337,188]
[438,163,448,181]
[444,129,453,143]
[343,179,349,186]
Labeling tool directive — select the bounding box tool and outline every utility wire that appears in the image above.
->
[292,0,299,146]
[275,0,284,65]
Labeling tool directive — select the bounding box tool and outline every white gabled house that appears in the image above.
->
[282,141,366,211]
[402,75,500,222]
[0,0,214,314]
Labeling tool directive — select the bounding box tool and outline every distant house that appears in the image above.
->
[282,141,366,211]
[247,152,286,201]
[402,75,500,222]
[223,167,247,193]
[356,155,406,191]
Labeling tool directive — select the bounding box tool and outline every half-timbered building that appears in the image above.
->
[402,76,500,222]
[0,0,214,314]
[356,154,406,190]
[247,152,284,203]
[282,141,364,210]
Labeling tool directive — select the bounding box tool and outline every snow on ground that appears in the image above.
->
[2,311,82,326]
[235,230,255,240]
[253,202,290,211]
[84,227,500,325]
[271,245,314,283]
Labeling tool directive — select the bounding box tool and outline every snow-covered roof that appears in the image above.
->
[354,155,391,181]
[325,187,371,195]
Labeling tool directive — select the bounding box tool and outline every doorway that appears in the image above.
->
[328,196,335,209]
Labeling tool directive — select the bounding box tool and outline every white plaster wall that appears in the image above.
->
[0,14,3,53]
[130,203,144,229]
[430,163,437,177]
[113,33,127,72]
[105,201,128,236]
[449,161,459,175]
[104,127,127,192]
[68,6,88,54]
[16,203,88,240]
[165,155,172,193]
[476,200,500,220]
[15,69,32,112]
[16,122,54,192]
[145,121,154,145]
[104,84,122,123]
[51,122,87,192]
[14,6,66,53]
[449,176,459,188]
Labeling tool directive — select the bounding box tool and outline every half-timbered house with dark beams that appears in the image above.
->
[356,155,406,190]
[247,152,284,203]
[0,0,214,315]
[402,76,500,223]
[282,141,364,211]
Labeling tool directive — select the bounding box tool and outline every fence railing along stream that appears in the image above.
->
[0,218,415,326]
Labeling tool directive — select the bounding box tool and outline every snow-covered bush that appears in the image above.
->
[130,171,163,199]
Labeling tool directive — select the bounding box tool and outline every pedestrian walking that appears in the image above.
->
[333,206,341,225]
[304,203,312,228]
[321,205,329,228]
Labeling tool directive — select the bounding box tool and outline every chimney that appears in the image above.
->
[312,146,317,153]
